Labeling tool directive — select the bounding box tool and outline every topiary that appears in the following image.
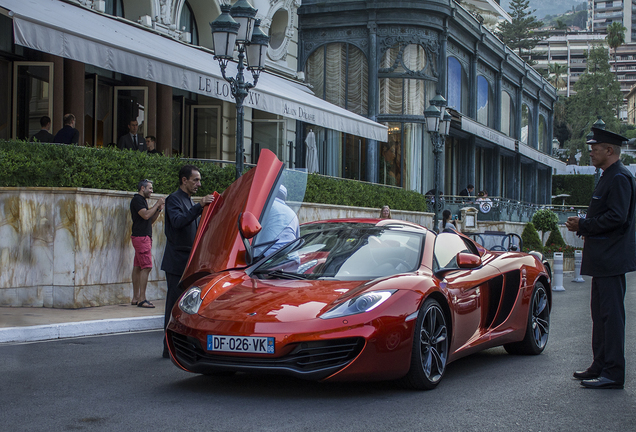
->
[521,222,543,253]
[532,208,559,244]
[545,227,566,249]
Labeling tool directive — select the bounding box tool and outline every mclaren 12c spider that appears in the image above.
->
[165,150,552,390]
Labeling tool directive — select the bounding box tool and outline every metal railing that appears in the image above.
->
[429,195,587,224]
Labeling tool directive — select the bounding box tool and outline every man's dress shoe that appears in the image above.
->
[580,376,624,389]
[573,369,599,380]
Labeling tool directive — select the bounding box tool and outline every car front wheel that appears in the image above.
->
[401,298,449,390]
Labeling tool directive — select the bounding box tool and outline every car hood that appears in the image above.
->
[181,150,305,287]
[197,276,372,323]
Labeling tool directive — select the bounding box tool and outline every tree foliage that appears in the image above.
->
[548,62,568,90]
[532,209,559,241]
[498,0,544,61]
[606,21,626,75]
[564,47,622,166]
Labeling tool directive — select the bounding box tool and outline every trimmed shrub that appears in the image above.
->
[545,228,566,249]
[552,174,595,206]
[0,140,427,212]
[521,222,543,253]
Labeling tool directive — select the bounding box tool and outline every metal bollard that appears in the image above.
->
[552,252,565,291]
[572,250,585,283]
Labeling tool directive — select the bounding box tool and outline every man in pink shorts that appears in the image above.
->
[130,179,165,308]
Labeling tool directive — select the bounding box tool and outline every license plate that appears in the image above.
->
[207,335,275,354]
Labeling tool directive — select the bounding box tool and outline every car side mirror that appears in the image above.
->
[457,252,481,269]
[239,212,262,265]
[239,211,261,239]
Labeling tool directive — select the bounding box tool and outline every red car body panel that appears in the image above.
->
[166,153,552,384]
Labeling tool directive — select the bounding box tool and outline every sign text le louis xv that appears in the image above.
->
[198,75,316,123]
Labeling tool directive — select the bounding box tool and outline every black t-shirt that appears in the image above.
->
[130,194,152,237]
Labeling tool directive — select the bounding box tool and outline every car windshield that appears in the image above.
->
[252,225,424,281]
[251,168,307,260]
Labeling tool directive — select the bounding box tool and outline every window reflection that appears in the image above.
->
[477,76,489,126]
[521,104,531,145]
[501,91,514,137]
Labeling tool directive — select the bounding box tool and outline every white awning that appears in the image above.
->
[2,0,387,142]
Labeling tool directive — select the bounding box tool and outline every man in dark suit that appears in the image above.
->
[161,165,215,358]
[30,116,54,143]
[458,184,474,197]
[566,127,636,390]
[53,113,80,145]
[117,119,146,151]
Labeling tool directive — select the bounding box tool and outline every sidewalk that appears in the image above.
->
[0,299,165,344]
[0,271,587,344]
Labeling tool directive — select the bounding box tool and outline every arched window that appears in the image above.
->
[501,91,515,137]
[477,76,490,126]
[521,104,532,145]
[305,43,369,116]
[105,0,123,17]
[379,44,432,115]
[446,56,469,114]
[179,1,199,46]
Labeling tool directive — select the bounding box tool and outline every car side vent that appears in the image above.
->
[492,270,521,327]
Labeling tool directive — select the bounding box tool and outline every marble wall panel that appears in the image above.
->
[0,189,55,289]
[1,187,582,309]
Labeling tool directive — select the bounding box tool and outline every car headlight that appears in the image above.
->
[320,290,396,319]
[179,287,202,315]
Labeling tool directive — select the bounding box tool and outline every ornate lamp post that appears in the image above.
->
[210,0,270,179]
[424,94,451,232]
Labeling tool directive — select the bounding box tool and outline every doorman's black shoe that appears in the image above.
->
[573,369,599,380]
[580,377,624,389]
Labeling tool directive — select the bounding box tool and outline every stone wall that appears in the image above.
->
[0,188,582,308]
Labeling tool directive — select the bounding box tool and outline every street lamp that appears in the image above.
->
[210,0,269,179]
[424,94,451,233]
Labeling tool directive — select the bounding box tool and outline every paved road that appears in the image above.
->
[2,275,636,432]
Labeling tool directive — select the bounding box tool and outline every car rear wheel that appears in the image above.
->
[504,282,550,355]
[401,298,449,390]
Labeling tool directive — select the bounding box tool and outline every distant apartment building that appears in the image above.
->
[531,32,608,96]
[587,0,636,42]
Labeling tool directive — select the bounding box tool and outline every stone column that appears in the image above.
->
[156,84,173,155]
[63,59,85,145]
[366,20,379,184]
[142,80,157,138]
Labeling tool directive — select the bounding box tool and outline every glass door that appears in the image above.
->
[114,86,148,142]
[190,105,221,159]
[12,62,54,140]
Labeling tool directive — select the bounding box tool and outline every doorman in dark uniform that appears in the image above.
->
[566,127,636,389]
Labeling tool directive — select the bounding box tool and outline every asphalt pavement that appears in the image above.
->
[1,270,635,432]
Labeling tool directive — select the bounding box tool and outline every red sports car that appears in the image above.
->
[166,150,552,390]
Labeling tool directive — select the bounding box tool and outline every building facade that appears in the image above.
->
[0,0,562,204]
[531,32,608,97]
[0,0,385,172]
[298,0,563,203]
[587,0,636,42]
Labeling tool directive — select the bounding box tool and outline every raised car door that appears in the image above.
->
[180,149,306,287]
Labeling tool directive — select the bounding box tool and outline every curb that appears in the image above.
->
[0,316,163,344]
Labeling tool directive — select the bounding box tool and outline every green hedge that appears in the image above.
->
[552,174,595,206]
[0,140,427,212]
